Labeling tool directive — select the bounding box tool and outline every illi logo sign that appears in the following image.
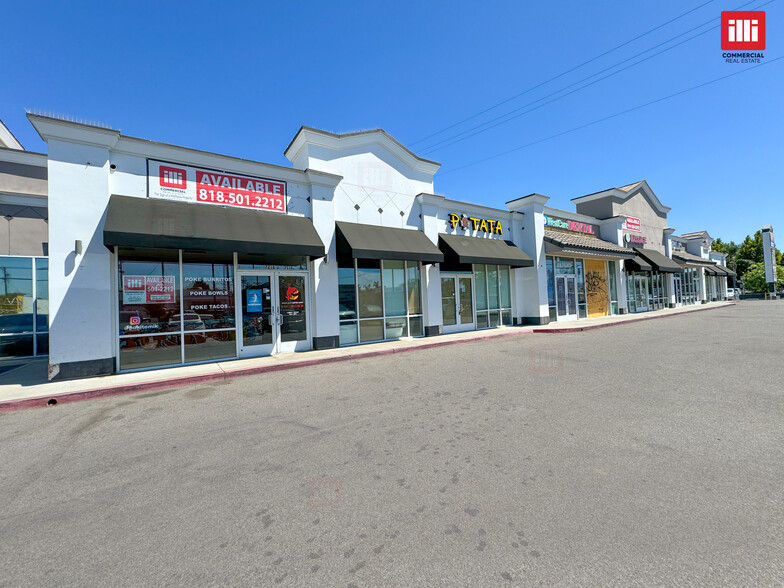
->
[721,11,765,64]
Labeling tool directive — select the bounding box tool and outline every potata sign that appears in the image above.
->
[449,213,503,235]
[148,160,286,213]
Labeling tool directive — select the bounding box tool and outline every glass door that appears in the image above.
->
[458,277,475,330]
[441,274,475,333]
[238,272,310,357]
[277,274,309,353]
[239,273,275,357]
[555,276,578,321]
[635,275,649,311]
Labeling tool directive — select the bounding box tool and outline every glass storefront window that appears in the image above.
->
[35,259,49,332]
[120,334,182,370]
[500,267,511,309]
[340,260,424,346]
[547,258,556,319]
[487,265,499,310]
[119,252,181,337]
[441,277,457,326]
[475,265,488,311]
[576,260,586,318]
[407,264,422,315]
[184,330,236,363]
[471,264,513,329]
[360,318,384,342]
[383,260,406,317]
[182,254,234,330]
[607,260,618,315]
[409,315,423,337]
[339,265,357,322]
[357,259,383,319]
[0,257,34,334]
[340,321,358,345]
[0,257,50,358]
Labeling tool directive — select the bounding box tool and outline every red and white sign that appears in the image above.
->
[625,217,641,232]
[148,160,287,213]
[722,11,765,50]
[123,275,175,304]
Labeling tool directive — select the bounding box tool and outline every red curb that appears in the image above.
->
[533,302,733,333]
[0,327,534,413]
[0,304,730,412]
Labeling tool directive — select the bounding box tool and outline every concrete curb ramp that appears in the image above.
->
[0,302,733,412]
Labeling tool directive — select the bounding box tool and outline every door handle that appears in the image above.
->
[278,313,284,326]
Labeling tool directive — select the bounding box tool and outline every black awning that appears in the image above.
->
[438,233,534,268]
[336,221,443,263]
[633,248,683,273]
[625,255,653,272]
[104,195,325,258]
[704,265,718,276]
[714,264,735,278]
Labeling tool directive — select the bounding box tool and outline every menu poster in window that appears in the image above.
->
[123,276,175,304]
[148,160,287,214]
[246,289,264,312]
[281,282,305,311]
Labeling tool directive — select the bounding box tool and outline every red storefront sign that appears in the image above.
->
[148,160,287,214]
[195,171,285,212]
[123,276,175,304]
[625,217,641,232]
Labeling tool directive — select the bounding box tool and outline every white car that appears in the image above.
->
[726,288,735,300]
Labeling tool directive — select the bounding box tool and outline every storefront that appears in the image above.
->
[26,112,732,380]
[436,231,531,332]
[623,247,683,312]
[0,256,49,358]
[335,221,441,344]
[541,214,632,321]
[0,129,49,359]
[105,193,328,371]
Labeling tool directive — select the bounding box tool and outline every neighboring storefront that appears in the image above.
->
[540,211,631,322]
[0,121,49,359]
[571,180,689,314]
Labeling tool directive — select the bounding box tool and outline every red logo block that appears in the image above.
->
[159,166,187,189]
[722,11,765,50]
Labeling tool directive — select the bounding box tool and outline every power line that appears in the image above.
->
[420,0,772,155]
[437,55,783,177]
[409,0,717,147]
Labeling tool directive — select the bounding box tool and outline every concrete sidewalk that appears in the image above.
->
[0,301,733,411]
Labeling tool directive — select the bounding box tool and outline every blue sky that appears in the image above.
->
[2,0,781,244]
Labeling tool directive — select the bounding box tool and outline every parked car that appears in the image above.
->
[726,288,735,300]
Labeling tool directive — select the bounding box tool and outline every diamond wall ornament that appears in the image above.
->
[354,204,360,211]
[378,208,383,214]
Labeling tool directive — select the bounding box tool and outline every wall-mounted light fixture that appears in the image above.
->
[75,240,83,255]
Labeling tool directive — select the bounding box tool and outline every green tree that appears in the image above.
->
[735,231,764,279]
[742,262,767,292]
[711,237,740,273]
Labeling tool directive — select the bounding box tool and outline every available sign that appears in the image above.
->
[148,160,287,213]
[123,276,175,304]
[625,217,641,232]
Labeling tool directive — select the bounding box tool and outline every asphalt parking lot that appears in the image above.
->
[1,301,782,586]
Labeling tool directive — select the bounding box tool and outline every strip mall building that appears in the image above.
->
[1,115,734,379]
